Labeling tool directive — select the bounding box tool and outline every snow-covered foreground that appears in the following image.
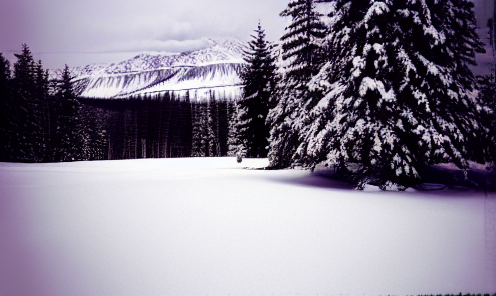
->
[1,158,495,296]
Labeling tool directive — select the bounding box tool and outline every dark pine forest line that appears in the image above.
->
[80,92,235,161]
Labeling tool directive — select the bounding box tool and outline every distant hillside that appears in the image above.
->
[70,38,247,102]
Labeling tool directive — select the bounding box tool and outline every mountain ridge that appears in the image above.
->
[71,38,247,101]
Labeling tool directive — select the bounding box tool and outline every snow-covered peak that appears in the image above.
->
[72,38,246,78]
[204,38,246,55]
[70,38,247,100]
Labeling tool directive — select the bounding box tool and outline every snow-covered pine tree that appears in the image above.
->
[79,102,109,161]
[34,60,50,160]
[206,94,219,157]
[53,64,81,162]
[12,44,40,161]
[217,100,229,156]
[302,0,488,189]
[267,0,326,168]
[167,92,179,157]
[191,101,204,157]
[180,91,193,157]
[430,0,489,164]
[227,100,248,158]
[194,99,217,157]
[159,93,171,158]
[237,22,276,158]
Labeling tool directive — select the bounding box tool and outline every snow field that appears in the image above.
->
[0,158,495,296]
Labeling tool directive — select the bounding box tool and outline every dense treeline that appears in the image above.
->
[0,45,96,162]
[85,94,194,160]
[0,45,238,162]
[82,92,234,160]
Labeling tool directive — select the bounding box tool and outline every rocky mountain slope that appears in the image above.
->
[71,38,247,101]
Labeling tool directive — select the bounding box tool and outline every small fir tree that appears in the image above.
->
[227,101,244,157]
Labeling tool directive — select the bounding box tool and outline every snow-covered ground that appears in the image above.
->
[1,158,495,296]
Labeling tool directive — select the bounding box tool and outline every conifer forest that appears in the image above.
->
[1,0,496,190]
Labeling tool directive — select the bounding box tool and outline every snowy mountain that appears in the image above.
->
[71,38,247,101]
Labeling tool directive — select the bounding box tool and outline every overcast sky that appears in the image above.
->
[0,0,288,69]
[0,0,493,70]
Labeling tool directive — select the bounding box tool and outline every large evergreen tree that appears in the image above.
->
[300,0,488,189]
[12,44,46,162]
[237,22,276,158]
[53,65,81,162]
[267,0,326,167]
[34,60,51,160]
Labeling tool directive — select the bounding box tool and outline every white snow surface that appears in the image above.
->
[1,158,495,296]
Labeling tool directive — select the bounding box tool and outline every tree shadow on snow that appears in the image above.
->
[264,165,496,193]
[416,164,496,192]
[265,168,356,191]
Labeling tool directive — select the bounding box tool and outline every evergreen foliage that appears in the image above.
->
[181,91,193,157]
[227,101,244,157]
[1,45,236,162]
[477,74,496,165]
[190,96,233,158]
[79,103,108,160]
[298,0,489,189]
[267,0,326,168]
[52,65,82,162]
[1,45,84,162]
[191,100,204,157]
[207,93,220,157]
[237,22,276,158]
[34,60,51,159]
[12,44,43,161]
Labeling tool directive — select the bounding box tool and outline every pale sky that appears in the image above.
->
[0,0,493,70]
[0,0,288,69]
